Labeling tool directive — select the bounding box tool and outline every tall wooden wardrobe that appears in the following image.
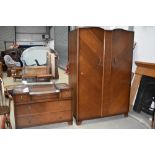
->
[68,27,134,125]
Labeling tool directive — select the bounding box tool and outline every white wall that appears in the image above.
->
[132,26,155,72]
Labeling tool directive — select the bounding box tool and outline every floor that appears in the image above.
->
[27,112,151,129]
[3,68,153,129]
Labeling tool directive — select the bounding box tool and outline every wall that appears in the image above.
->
[46,27,55,49]
[16,26,48,45]
[50,26,54,40]
[0,26,49,51]
[132,26,155,72]
[0,26,15,51]
[54,26,68,69]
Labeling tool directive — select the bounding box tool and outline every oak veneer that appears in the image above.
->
[11,83,72,128]
[69,27,134,125]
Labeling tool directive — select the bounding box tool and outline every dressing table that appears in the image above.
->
[9,83,72,128]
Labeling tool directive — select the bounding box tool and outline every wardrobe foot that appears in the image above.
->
[76,121,82,125]
[124,113,128,117]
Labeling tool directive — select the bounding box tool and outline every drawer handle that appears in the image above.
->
[113,58,117,64]
[97,57,101,66]
[80,72,84,75]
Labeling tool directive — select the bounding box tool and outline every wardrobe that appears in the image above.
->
[68,27,134,125]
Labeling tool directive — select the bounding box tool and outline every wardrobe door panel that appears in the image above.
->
[78,28,104,120]
[103,30,134,116]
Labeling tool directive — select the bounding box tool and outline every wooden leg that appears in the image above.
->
[0,115,6,129]
[6,114,12,129]
[76,120,82,125]
[152,121,155,129]
[68,121,73,125]
[124,113,128,117]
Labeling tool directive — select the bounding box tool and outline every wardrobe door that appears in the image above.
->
[78,28,104,120]
[103,29,134,116]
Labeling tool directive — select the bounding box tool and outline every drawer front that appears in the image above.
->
[16,111,72,128]
[14,94,30,104]
[15,100,72,115]
[31,93,59,102]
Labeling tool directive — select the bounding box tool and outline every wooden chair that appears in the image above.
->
[0,78,12,129]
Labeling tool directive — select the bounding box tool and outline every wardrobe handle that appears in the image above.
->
[80,72,84,75]
[113,58,117,64]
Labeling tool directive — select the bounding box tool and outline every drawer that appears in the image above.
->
[14,94,30,104]
[15,100,72,115]
[30,93,59,102]
[16,111,72,128]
